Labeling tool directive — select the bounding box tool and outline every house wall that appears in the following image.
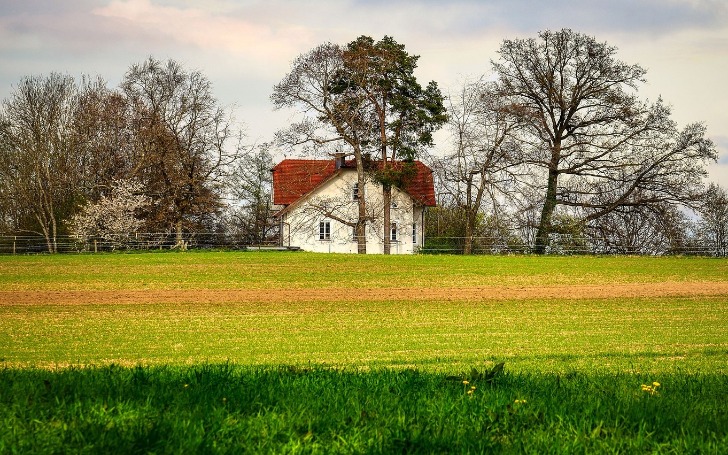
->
[279,170,425,254]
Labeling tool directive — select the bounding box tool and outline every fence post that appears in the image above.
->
[13,236,16,255]
[94,239,98,253]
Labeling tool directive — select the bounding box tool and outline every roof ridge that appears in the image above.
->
[272,158,435,207]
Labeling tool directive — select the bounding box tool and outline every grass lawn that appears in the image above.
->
[1,252,727,452]
[2,250,728,291]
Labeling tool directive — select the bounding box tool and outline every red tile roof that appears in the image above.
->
[272,159,436,207]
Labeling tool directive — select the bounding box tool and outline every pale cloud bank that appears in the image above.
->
[92,0,312,61]
[1,0,727,184]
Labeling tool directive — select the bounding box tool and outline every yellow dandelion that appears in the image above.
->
[462,380,469,385]
[652,382,660,387]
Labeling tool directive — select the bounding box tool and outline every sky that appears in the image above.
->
[1,0,727,186]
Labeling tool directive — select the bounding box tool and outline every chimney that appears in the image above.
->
[334,152,345,169]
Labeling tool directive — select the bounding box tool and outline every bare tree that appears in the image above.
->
[493,29,717,253]
[697,183,728,256]
[122,57,238,248]
[226,145,276,245]
[585,200,690,254]
[0,118,16,234]
[0,73,84,252]
[72,77,135,200]
[272,43,372,253]
[433,77,521,254]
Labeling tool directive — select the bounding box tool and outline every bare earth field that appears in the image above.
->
[2,281,728,305]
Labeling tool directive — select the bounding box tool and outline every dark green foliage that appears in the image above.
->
[336,35,447,254]
[335,35,447,164]
[1,365,726,453]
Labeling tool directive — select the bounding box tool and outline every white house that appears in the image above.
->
[272,155,436,254]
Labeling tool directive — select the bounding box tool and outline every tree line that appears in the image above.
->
[1,29,726,255]
[0,58,270,252]
[272,29,724,255]
[426,30,724,255]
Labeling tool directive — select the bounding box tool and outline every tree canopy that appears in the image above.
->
[273,35,446,254]
[0,30,722,255]
[492,29,716,253]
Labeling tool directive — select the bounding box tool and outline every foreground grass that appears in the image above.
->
[1,365,726,454]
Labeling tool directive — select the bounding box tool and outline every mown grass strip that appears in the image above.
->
[2,296,727,373]
[1,365,726,453]
[2,251,728,290]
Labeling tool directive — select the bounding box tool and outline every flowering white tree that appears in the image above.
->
[70,179,150,250]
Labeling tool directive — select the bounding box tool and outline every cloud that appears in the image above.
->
[92,0,317,61]
[5,1,725,76]
[0,1,158,55]
[348,0,728,37]
[1,0,727,187]
[708,163,728,187]
[715,136,728,163]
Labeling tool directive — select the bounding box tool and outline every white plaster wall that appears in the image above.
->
[280,170,425,254]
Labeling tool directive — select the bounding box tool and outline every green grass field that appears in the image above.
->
[1,252,727,452]
[2,251,728,291]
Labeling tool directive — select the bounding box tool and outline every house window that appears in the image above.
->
[390,200,398,209]
[390,222,398,242]
[412,223,417,244]
[352,183,360,201]
[319,221,331,241]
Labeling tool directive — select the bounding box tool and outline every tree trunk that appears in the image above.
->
[175,220,186,251]
[383,183,392,255]
[464,208,475,255]
[354,151,367,254]
[355,220,366,254]
[534,141,562,255]
[534,167,559,254]
[36,199,56,254]
[464,175,475,255]
[51,216,58,254]
[41,225,54,254]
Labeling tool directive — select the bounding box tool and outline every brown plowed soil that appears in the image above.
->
[2,281,728,305]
